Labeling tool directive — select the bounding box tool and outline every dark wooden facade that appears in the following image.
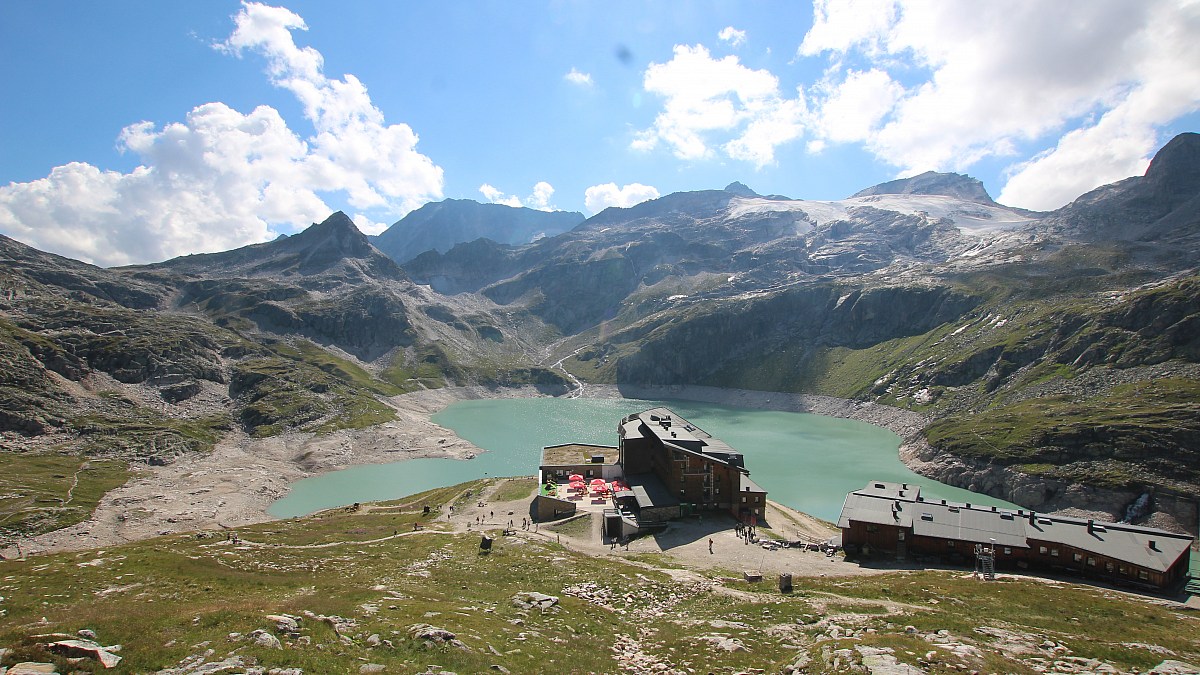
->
[838,482,1193,592]
[619,409,765,519]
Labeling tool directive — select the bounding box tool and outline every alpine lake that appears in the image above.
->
[269,397,1018,522]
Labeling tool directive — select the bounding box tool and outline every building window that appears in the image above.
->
[866,524,879,533]
[1087,557,1096,566]
[741,496,747,503]
[1039,546,1048,555]
[947,540,955,548]
[1050,549,1059,557]
[1073,553,1083,563]
[1138,570,1150,580]
[1003,547,1012,555]
[1119,566,1127,575]
[1105,562,1114,572]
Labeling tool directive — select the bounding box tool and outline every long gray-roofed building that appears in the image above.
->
[838,481,1192,591]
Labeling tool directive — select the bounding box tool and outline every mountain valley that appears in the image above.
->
[2,134,1199,547]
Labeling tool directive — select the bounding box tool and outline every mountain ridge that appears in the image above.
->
[372,198,585,264]
[1,133,1199,540]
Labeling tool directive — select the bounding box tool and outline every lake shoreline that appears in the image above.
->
[7,384,925,557]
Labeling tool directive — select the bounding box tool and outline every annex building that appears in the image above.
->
[838,481,1193,591]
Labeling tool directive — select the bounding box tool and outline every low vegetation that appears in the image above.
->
[0,454,129,543]
[924,378,1200,491]
[0,481,1194,674]
[231,340,402,437]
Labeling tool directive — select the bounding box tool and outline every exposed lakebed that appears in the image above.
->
[268,397,1017,521]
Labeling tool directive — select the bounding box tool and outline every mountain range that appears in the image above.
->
[2,132,1198,541]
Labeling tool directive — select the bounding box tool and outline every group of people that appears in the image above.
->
[735,520,756,544]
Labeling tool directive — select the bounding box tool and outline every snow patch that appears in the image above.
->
[728,195,1033,237]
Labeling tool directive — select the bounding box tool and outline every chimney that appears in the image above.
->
[1087,519,1094,533]
[1029,511,1036,525]
[1149,540,1158,551]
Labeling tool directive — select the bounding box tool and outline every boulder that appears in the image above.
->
[408,623,471,651]
[8,664,61,675]
[511,591,559,611]
[47,638,122,668]
[1150,661,1200,675]
[250,629,283,649]
[265,614,301,634]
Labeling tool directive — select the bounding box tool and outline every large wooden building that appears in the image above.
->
[618,408,767,521]
[838,481,1193,591]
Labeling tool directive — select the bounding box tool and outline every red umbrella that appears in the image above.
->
[568,473,584,482]
[590,478,607,486]
[569,480,586,491]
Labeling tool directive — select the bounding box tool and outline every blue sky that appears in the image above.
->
[2,0,1198,266]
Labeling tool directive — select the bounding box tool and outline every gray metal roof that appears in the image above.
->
[739,474,766,494]
[620,418,644,440]
[623,472,679,508]
[912,503,1028,549]
[1025,515,1192,573]
[856,481,922,502]
[836,491,913,529]
[839,481,1193,572]
[633,408,743,467]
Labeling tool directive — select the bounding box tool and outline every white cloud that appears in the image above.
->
[351,213,390,236]
[633,44,806,167]
[584,183,660,214]
[717,26,746,47]
[565,68,593,87]
[809,68,901,144]
[0,1,443,266]
[479,183,522,208]
[800,0,1200,209]
[527,181,555,211]
[479,182,558,211]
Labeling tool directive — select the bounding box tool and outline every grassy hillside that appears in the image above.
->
[0,481,1194,674]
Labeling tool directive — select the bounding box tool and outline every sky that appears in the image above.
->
[1,0,1199,267]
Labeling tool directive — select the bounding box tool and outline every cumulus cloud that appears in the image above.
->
[584,182,660,214]
[800,0,1200,210]
[565,68,593,87]
[479,181,558,211]
[0,1,443,266]
[632,44,805,167]
[717,26,746,47]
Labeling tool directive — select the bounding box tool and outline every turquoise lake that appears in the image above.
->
[268,397,1018,522]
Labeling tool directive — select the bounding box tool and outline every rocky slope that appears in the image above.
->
[2,135,1199,540]
[405,135,1200,529]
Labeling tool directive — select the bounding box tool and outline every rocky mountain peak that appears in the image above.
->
[852,171,995,205]
[724,182,759,197]
[290,211,373,258]
[1143,132,1200,201]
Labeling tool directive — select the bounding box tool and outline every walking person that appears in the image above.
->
[708,538,714,554]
